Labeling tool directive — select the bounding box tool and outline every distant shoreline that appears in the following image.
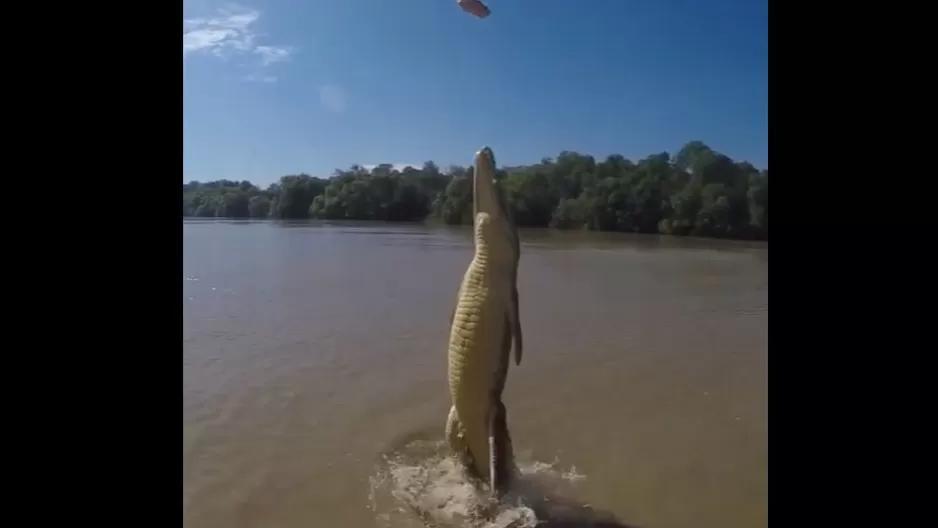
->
[183,217,769,245]
[183,142,767,242]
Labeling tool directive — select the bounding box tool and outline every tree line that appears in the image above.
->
[182,141,767,240]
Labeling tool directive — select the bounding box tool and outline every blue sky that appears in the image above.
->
[184,0,767,186]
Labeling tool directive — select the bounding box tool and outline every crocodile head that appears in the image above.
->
[472,146,506,223]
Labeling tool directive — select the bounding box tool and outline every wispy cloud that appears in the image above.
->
[362,163,422,172]
[319,84,347,114]
[183,5,294,76]
[243,73,277,83]
[255,45,292,66]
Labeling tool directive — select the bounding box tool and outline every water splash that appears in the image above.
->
[369,439,607,528]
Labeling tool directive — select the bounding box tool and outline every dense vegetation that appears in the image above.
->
[183,141,767,240]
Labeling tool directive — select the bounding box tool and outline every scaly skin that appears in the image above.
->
[450,147,522,365]
[472,148,523,368]
[446,147,522,498]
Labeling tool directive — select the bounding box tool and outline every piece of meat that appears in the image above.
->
[458,0,491,19]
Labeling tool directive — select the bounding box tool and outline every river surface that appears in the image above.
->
[183,219,767,528]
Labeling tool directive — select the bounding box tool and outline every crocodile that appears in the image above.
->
[473,147,523,368]
[445,146,523,498]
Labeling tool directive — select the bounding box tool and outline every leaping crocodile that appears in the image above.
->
[445,147,523,498]
[473,147,523,368]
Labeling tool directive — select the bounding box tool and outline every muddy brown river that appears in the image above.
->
[183,219,767,528]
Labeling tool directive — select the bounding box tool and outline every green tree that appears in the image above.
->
[183,141,767,241]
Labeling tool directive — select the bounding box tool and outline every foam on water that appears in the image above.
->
[369,439,625,528]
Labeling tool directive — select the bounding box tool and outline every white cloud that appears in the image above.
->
[319,84,347,113]
[362,163,422,172]
[243,73,277,83]
[255,45,292,65]
[183,5,293,70]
